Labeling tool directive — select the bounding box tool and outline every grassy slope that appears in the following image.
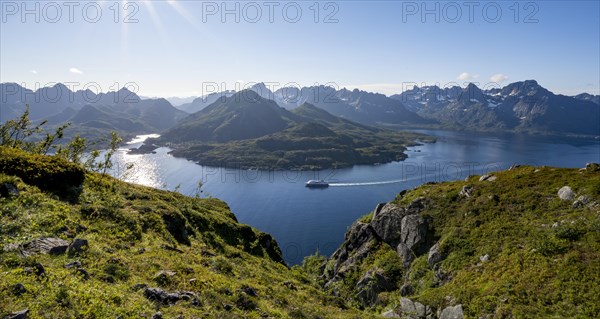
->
[0,147,370,319]
[318,166,600,318]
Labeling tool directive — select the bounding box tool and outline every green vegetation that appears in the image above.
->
[0,147,372,318]
[156,91,433,169]
[304,165,600,318]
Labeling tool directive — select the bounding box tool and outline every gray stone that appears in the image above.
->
[11,283,27,296]
[397,297,434,319]
[5,309,29,319]
[585,163,600,172]
[355,268,395,307]
[373,202,387,219]
[371,203,407,247]
[64,261,82,269]
[143,287,196,305]
[479,254,489,263]
[67,239,89,256]
[558,186,575,201]
[151,312,163,319]
[427,242,443,267]
[459,185,473,198]
[400,214,429,252]
[573,195,592,208]
[381,309,401,318]
[21,237,69,256]
[479,174,496,182]
[439,304,464,319]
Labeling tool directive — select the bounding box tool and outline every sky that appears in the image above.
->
[1,0,599,97]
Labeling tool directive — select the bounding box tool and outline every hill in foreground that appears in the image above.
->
[0,147,371,318]
[306,163,600,318]
[152,90,431,170]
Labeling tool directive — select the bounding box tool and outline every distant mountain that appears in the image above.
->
[574,93,600,105]
[1,82,187,140]
[391,80,600,136]
[177,91,235,114]
[156,90,429,169]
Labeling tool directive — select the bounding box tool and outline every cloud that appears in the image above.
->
[30,70,37,74]
[457,72,479,81]
[490,74,509,83]
[69,68,83,74]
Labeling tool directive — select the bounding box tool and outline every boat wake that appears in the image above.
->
[329,179,405,187]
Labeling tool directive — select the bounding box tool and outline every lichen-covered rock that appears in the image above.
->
[371,203,407,247]
[558,186,575,201]
[21,237,69,256]
[396,297,434,319]
[355,267,395,307]
[427,242,443,267]
[439,304,464,319]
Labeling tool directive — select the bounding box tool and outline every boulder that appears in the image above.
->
[371,203,407,247]
[479,254,490,263]
[396,298,434,319]
[11,283,27,296]
[573,195,592,208]
[427,242,443,267]
[439,304,464,319]
[400,215,430,253]
[585,163,600,172]
[459,185,473,198]
[355,268,395,307]
[21,237,69,256]
[5,309,29,319]
[381,309,401,318]
[0,182,19,198]
[325,221,379,282]
[143,287,197,305]
[558,186,575,201]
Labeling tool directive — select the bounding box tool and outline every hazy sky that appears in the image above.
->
[1,0,598,97]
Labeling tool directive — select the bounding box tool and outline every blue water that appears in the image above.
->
[110,130,600,265]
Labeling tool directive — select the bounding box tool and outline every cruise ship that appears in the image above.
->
[305,180,329,188]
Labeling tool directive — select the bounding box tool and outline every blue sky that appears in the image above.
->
[1,0,598,97]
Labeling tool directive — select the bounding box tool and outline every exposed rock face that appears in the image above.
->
[325,221,379,285]
[439,304,464,319]
[371,203,407,247]
[0,182,19,198]
[355,268,395,307]
[558,186,575,201]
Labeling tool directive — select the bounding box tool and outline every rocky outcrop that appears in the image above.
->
[143,287,198,305]
[325,221,379,285]
[395,298,434,319]
[355,268,395,307]
[20,237,69,256]
[371,203,408,246]
[427,242,443,267]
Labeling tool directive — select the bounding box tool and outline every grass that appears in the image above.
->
[0,146,372,318]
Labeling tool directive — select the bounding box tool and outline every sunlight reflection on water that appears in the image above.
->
[111,134,163,189]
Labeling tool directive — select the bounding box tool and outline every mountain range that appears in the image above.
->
[2,80,599,142]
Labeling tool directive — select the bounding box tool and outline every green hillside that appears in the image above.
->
[0,147,370,319]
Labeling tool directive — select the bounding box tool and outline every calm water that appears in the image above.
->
[109,130,600,265]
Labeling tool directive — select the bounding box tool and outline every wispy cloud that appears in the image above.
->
[30,70,37,74]
[457,72,479,81]
[69,68,83,74]
[490,74,509,83]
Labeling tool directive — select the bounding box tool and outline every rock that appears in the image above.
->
[585,163,600,172]
[439,304,464,319]
[479,254,489,263]
[397,243,414,268]
[509,164,521,170]
[573,195,592,208]
[132,283,148,291]
[381,309,401,318]
[24,262,45,277]
[0,182,19,198]
[151,312,163,319]
[459,185,473,198]
[21,237,69,256]
[64,261,82,269]
[400,214,430,254]
[558,186,575,201]
[240,285,258,297]
[355,268,395,307]
[371,203,407,247]
[325,221,379,283]
[11,283,27,296]
[396,297,434,319]
[5,309,29,319]
[479,174,496,182]
[282,281,297,290]
[67,238,88,256]
[427,242,443,267]
[373,202,387,219]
